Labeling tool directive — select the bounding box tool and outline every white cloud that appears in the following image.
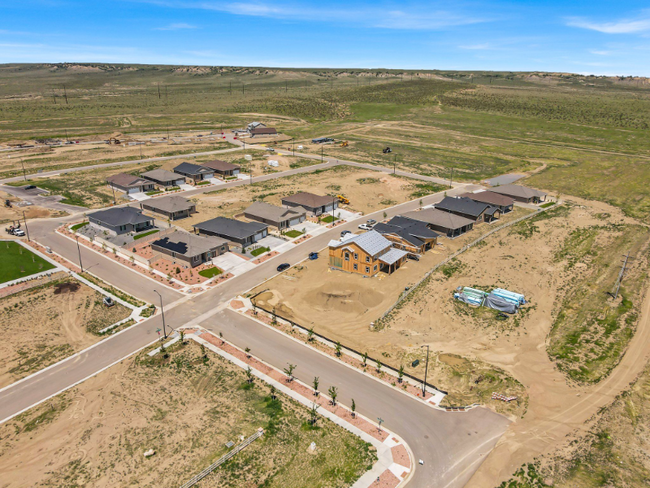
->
[154,22,197,30]
[458,43,492,50]
[590,50,612,55]
[567,11,650,34]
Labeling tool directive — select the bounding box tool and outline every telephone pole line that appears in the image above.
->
[612,252,633,299]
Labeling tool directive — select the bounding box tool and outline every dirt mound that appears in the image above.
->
[306,283,383,315]
[54,282,80,294]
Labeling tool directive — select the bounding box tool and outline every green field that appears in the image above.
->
[0,241,56,283]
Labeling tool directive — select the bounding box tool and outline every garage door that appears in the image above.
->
[289,217,302,226]
[127,187,138,194]
[324,204,334,213]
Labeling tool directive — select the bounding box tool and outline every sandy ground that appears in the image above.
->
[178,165,443,231]
[0,276,130,388]
[0,190,61,225]
[0,341,374,488]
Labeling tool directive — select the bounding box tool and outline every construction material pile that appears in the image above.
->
[454,287,525,314]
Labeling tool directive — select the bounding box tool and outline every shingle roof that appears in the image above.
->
[250,127,277,135]
[373,216,439,247]
[141,169,182,183]
[174,162,213,176]
[459,190,514,207]
[328,230,392,256]
[378,248,409,266]
[106,173,149,188]
[143,196,194,214]
[401,208,474,230]
[244,201,305,222]
[435,196,493,218]
[193,217,268,239]
[201,160,240,172]
[151,230,227,257]
[490,184,547,199]
[88,207,152,227]
[282,192,336,209]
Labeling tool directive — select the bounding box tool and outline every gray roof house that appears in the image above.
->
[106,173,155,194]
[282,192,338,216]
[247,122,266,131]
[141,169,185,188]
[141,196,196,220]
[249,127,278,138]
[401,208,474,238]
[193,217,268,246]
[490,184,547,204]
[173,162,214,183]
[328,230,408,275]
[151,230,228,268]
[88,207,154,236]
[244,201,306,230]
[201,160,241,177]
[459,191,514,213]
[435,196,500,223]
[373,216,439,254]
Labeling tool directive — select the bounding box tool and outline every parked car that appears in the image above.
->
[358,223,373,231]
[12,229,25,237]
[340,230,351,237]
[407,253,420,261]
[277,263,291,272]
[24,185,36,190]
[366,219,377,225]
[308,252,318,260]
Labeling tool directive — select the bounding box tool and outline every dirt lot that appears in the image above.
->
[0,190,63,225]
[0,341,375,488]
[178,165,446,231]
[0,276,131,387]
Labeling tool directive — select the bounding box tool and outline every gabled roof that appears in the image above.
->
[459,190,514,207]
[378,248,409,266]
[201,159,240,172]
[193,217,268,239]
[141,169,182,182]
[328,230,392,256]
[151,230,227,257]
[282,192,336,209]
[107,173,150,188]
[490,184,547,199]
[245,201,305,222]
[250,127,277,135]
[88,207,152,227]
[143,196,195,213]
[373,216,439,247]
[401,208,474,230]
[174,162,213,176]
[435,196,493,218]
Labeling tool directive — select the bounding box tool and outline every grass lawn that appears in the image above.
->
[145,190,162,196]
[198,267,223,278]
[70,221,88,232]
[283,229,304,238]
[250,246,271,257]
[540,201,556,209]
[133,229,159,240]
[321,215,339,223]
[0,242,55,284]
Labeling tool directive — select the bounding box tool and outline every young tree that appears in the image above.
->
[284,363,296,382]
[219,332,224,344]
[309,403,320,425]
[245,347,251,358]
[398,364,405,383]
[200,343,206,357]
[270,385,277,400]
[313,376,320,396]
[179,330,185,344]
[245,366,254,384]
[351,399,356,418]
[362,351,368,367]
[328,386,338,406]
[307,327,314,342]
[375,359,382,373]
[335,341,342,357]
[383,211,387,219]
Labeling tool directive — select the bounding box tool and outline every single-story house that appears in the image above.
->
[244,201,306,230]
[282,192,338,216]
[141,196,196,221]
[490,184,547,204]
[247,122,266,131]
[249,127,278,138]
[401,208,474,238]
[459,190,514,213]
[373,216,439,254]
[328,230,408,276]
[312,137,334,144]
[193,217,268,246]
[201,159,241,178]
[151,230,228,268]
[173,162,214,183]
[106,173,155,194]
[88,207,154,236]
[435,196,501,223]
[141,169,185,188]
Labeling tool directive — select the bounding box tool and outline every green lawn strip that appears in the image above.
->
[78,272,146,307]
[321,215,338,223]
[146,190,162,196]
[70,221,89,232]
[133,229,159,240]
[539,201,556,208]
[0,241,56,283]
[198,267,223,278]
[283,230,303,238]
[250,246,271,257]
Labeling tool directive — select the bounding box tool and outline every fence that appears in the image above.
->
[178,430,264,488]
[377,204,561,324]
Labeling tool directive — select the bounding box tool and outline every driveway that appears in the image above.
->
[0,185,86,214]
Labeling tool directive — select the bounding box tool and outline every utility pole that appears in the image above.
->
[420,344,430,397]
[62,84,68,104]
[22,211,30,242]
[75,235,84,271]
[612,252,633,299]
[65,129,69,142]
[393,154,396,174]
[157,83,161,99]
[321,146,324,162]
[111,184,116,205]
[153,290,168,339]
[21,158,26,181]
[292,142,295,156]
[229,81,232,95]
[449,167,454,188]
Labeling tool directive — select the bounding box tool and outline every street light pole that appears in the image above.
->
[154,289,168,339]
[393,154,396,175]
[21,158,27,181]
[75,235,84,272]
[22,211,30,242]
[420,344,430,397]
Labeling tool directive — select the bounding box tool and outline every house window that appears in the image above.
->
[365,256,370,263]
[365,266,370,273]
[353,264,358,270]
[354,253,358,260]
[119,225,127,231]
[344,252,350,261]
[374,265,377,271]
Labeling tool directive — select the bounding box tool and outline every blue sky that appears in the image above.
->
[1,1,649,75]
